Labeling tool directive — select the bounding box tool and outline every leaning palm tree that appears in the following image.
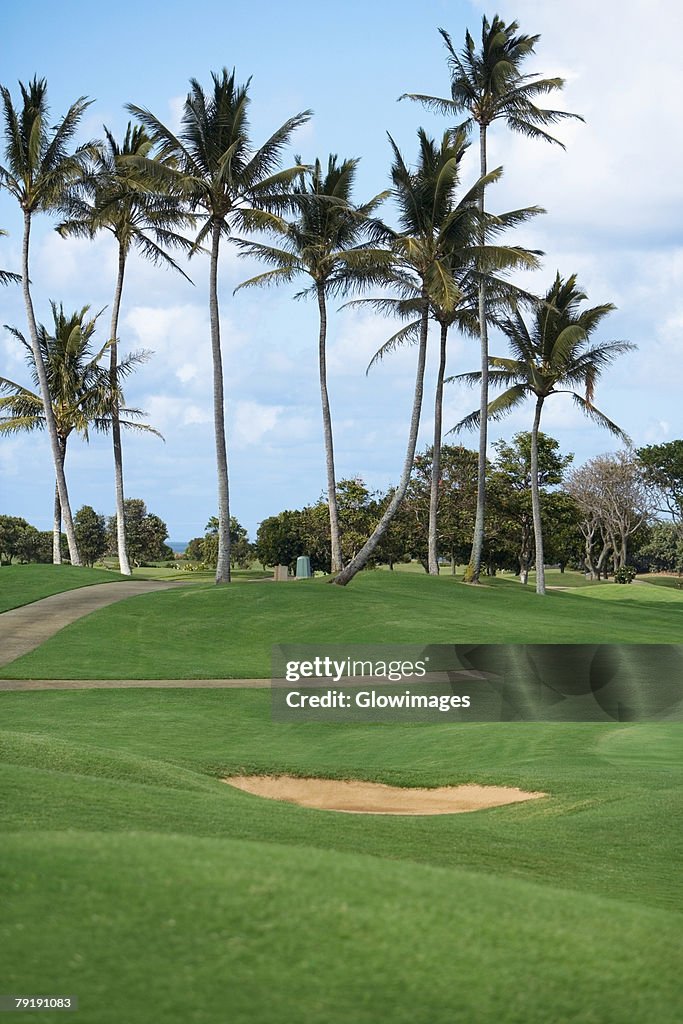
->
[0,77,97,565]
[128,69,311,583]
[58,123,193,575]
[234,154,389,572]
[333,128,490,586]
[403,15,582,583]
[0,302,157,562]
[363,211,541,574]
[452,273,635,595]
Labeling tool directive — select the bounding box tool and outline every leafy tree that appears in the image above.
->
[106,498,169,565]
[0,303,156,562]
[129,69,310,583]
[255,510,307,571]
[201,516,253,568]
[0,515,29,564]
[74,505,107,566]
[403,16,582,583]
[0,77,97,565]
[59,123,193,576]
[487,432,573,582]
[236,154,388,572]
[454,273,634,593]
[636,441,683,525]
[637,521,683,574]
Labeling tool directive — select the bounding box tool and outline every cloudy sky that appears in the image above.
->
[1,0,681,543]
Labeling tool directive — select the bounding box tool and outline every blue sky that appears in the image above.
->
[1,0,681,542]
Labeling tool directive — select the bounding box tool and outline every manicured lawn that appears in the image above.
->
[638,574,683,590]
[2,569,681,679]
[0,564,128,613]
[0,691,681,1023]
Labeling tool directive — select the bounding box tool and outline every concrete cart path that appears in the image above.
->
[0,580,189,668]
[0,678,270,690]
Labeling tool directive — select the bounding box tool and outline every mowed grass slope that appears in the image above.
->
[0,564,128,613]
[0,691,681,1023]
[3,570,682,678]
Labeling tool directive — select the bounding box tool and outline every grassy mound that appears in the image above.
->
[2,571,681,678]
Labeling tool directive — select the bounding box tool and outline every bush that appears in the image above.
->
[614,565,637,584]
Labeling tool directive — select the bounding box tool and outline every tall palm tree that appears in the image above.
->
[403,15,582,583]
[128,69,311,583]
[234,154,389,572]
[333,128,487,586]
[453,273,635,594]
[0,303,157,562]
[58,123,193,575]
[0,77,97,565]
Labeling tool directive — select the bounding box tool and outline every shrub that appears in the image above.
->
[614,565,637,584]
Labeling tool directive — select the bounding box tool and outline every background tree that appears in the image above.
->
[74,505,108,567]
[637,521,683,574]
[487,432,573,583]
[129,69,311,583]
[636,441,683,528]
[0,77,97,565]
[0,303,156,563]
[235,154,388,572]
[454,273,634,594]
[106,498,170,565]
[59,123,193,576]
[404,15,582,583]
[200,516,253,568]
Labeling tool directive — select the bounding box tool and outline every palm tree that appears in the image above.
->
[0,77,97,565]
[453,273,635,595]
[0,302,157,562]
[128,69,311,583]
[234,154,389,572]
[403,15,582,583]
[58,123,193,575]
[333,128,487,586]
[363,212,541,574]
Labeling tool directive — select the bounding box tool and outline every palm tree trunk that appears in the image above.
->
[52,436,67,563]
[21,211,81,566]
[209,220,231,583]
[464,125,489,585]
[53,482,62,564]
[530,397,546,595]
[428,321,448,575]
[332,295,430,586]
[317,282,343,572]
[109,245,132,576]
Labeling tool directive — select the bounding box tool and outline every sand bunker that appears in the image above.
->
[223,775,545,815]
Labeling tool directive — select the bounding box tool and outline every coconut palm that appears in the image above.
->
[403,15,582,583]
[453,273,635,594]
[0,302,157,562]
[58,123,193,575]
[234,154,389,572]
[0,77,97,565]
[333,128,492,586]
[363,212,541,574]
[128,69,311,583]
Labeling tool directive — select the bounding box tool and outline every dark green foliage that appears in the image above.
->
[106,499,169,566]
[74,505,108,567]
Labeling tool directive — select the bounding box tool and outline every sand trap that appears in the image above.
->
[223,775,545,815]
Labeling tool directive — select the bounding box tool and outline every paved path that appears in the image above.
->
[0,580,186,668]
[0,678,270,690]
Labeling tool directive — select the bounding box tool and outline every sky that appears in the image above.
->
[1,0,681,543]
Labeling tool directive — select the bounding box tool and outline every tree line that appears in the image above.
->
[0,14,672,594]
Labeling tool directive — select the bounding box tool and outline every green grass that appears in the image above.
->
[638,574,683,590]
[3,569,681,679]
[0,691,681,1023]
[0,564,128,613]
